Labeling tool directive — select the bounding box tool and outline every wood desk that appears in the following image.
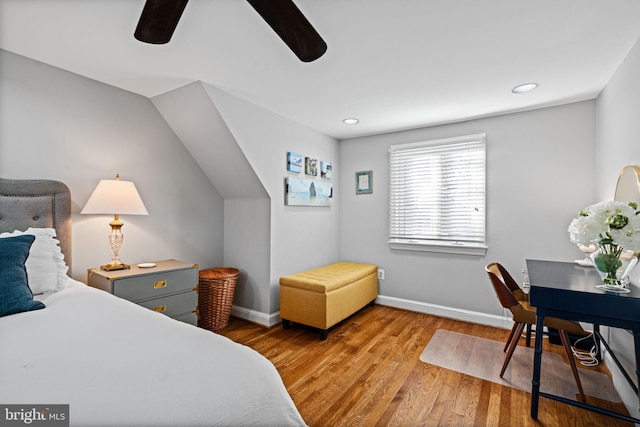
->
[527,259,640,423]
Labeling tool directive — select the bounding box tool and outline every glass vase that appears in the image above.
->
[589,250,638,288]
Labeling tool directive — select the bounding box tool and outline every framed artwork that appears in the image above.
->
[285,177,332,206]
[355,170,372,194]
[305,157,318,176]
[287,152,303,173]
[321,161,333,179]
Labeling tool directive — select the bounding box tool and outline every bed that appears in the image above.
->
[0,178,307,427]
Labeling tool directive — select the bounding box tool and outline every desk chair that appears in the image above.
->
[488,262,532,348]
[485,263,587,402]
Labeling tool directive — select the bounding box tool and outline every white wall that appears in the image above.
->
[205,85,340,317]
[0,50,225,280]
[223,198,271,319]
[151,82,273,320]
[595,36,640,418]
[339,101,596,324]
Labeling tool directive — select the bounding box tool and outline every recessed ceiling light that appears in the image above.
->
[512,83,538,94]
[343,118,359,125]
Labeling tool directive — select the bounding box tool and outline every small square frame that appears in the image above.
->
[355,170,372,194]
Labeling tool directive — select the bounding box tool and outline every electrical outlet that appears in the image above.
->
[378,269,385,280]
[521,268,530,288]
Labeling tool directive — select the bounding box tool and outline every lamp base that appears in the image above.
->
[100,263,131,271]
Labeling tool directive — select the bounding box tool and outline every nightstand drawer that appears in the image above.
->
[174,311,197,326]
[113,269,197,302]
[87,260,199,326]
[138,291,197,318]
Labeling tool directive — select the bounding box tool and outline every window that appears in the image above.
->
[388,133,487,255]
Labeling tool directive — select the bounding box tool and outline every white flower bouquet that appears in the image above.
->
[568,201,640,286]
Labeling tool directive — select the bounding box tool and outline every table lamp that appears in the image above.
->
[81,175,148,271]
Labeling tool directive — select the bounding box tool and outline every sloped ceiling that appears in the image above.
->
[2,1,640,139]
[151,81,267,199]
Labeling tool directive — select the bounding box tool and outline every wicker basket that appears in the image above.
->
[198,267,239,332]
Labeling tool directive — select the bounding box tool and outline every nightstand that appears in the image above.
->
[87,259,199,325]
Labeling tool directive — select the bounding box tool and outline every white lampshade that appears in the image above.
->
[81,178,148,216]
[81,176,148,270]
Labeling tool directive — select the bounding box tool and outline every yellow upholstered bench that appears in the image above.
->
[279,262,378,339]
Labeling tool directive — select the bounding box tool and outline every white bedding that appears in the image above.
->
[0,278,307,427]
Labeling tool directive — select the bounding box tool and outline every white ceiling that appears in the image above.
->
[2,0,640,140]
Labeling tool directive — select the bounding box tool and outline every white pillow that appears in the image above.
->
[0,227,69,295]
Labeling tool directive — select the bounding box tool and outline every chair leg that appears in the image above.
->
[504,323,519,352]
[501,322,526,377]
[525,323,532,347]
[559,330,586,402]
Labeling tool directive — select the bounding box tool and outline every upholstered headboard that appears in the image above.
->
[0,179,72,269]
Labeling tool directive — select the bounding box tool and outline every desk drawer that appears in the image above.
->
[138,291,197,318]
[113,269,197,302]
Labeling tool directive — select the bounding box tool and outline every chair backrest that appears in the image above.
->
[491,263,522,293]
[485,263,520,310]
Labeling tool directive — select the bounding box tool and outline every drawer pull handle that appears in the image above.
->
[154,280,167,289]
[153,304,167,313]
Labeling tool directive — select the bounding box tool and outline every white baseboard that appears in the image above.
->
[230,305,280,327]
[229,295,512,330]
[375,295,513,330]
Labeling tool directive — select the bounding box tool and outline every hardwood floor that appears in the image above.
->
[218,305,633,426]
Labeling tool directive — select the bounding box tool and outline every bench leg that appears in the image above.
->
[282,319,291,329]
[320,329,328,340]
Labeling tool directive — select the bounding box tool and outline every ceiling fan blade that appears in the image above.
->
[134,0,189,44]
[246,0,327,62]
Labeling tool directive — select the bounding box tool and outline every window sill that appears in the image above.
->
[388,239,487,256]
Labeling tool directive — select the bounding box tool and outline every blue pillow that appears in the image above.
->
[0,234,45,317]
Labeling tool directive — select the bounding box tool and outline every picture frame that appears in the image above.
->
[355,170,372,194]
[321,161,333,179]
[287,152,303,173]
[305,157,318,176]
[285,177,333,206]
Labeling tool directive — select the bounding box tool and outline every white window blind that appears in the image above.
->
[388,133,487,255]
